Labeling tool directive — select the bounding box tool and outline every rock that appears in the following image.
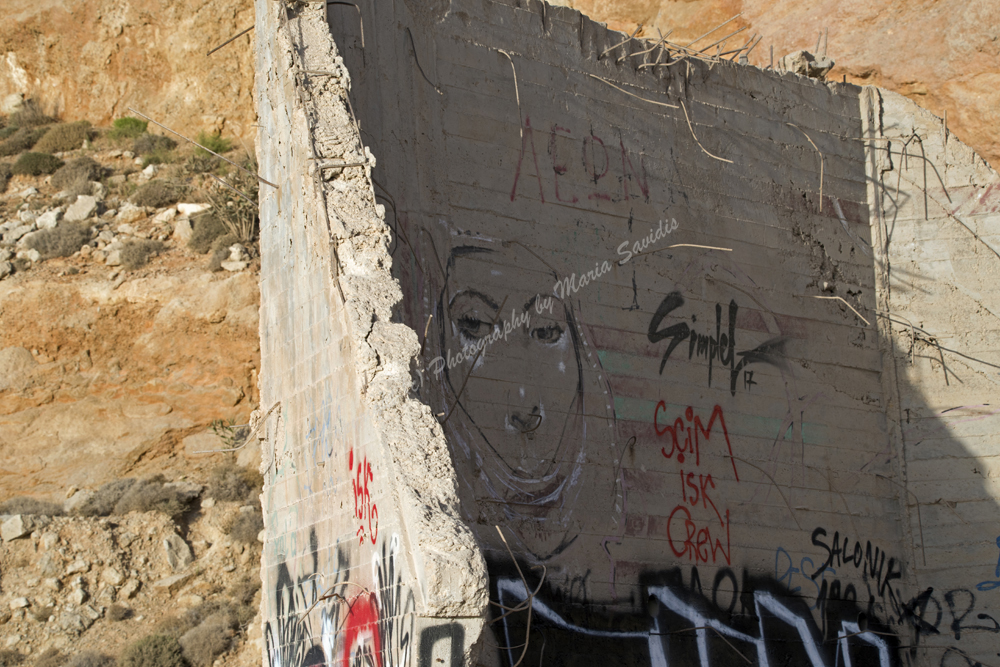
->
[163,533,194,570]
[0,249,11,261]
[116,223,136,235]
[107,150,123,158]
[153,208,177,223]
[1,93,24,114]
[177,203,211,216]
[120,579,141,599]
[65,559,90,575]
[98,230,115,243]
[64,195,98,223]
[64,489,93,514]
[42,578,61,592]
[102,567,125,586]
[141,165,158,180]
[115,204,147,225]
[81,605,101,621]
[4,224,34,243]
[202,497,216,509]
[16,249,41,263]
[221,260,248,272]
[177,594,204,607]
[36,210,62,230]
[2,515,34,541]
[163,481,203,503]
[37,553,62,577]
[18,210,38,224]
[54,190,73,200]
[122,151,135,159]
[172,218,193,244]
[9,598,29,610]
[4,635,21,648]
[20,187,38,198]
[108,174,126,186]
[0,611,10,625]
[69,588,89,606]
[779,50,834,79]
[79,245,93,258]
[59,613,88,632]
[105,249,122,267]
[89,181,107,202]
[152,572,194,593]
[39,532,59,550]
[101,209,117,220]
[0,261,12,280]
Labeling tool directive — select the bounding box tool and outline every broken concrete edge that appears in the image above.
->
[253,0,488,654]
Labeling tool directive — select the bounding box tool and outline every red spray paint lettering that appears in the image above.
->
[341,592,382,667]
[349,448,378,545]
[654,403,739,481]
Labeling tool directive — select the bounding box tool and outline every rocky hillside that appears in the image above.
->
[0,108,264,667]
[551,0,1000,172]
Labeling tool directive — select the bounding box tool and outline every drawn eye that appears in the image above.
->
[531,324,563,343]
[457,315,492,340]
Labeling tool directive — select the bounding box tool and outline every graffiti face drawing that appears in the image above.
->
[430,241,619,563]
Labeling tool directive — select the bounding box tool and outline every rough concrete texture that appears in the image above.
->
[256,1,1000,666]
[253,2,486,667]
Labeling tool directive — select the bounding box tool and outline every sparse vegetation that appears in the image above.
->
[194,131,232,156]
[74,478,136,517]
[9,100,56,128]
[228,576,262,627]
[24,223,92,260]
[108,116,148,140]
[65,653,114,667]
[0,163,12,194]
[0,496,65,516]
[108,603,133,622]
[225,510,263,545]
[131,180,182,208]
[112,474,194,519]
[0,128,46,157]
[120,239,165,270]
[119,635,190,667]
[206,156,259,244]
[12,152,63,176]
[208,463,262,503]
[33,121,92,153]
[31,648,62,667]
[187,214,227,254]
[51,156,103,192]
[179,613,236,667]
[0,651,24,667]
[134,134,177,156]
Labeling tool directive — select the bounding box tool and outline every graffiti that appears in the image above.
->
[647,291,787,395]
[349,448,378,546]
[490,564,896,667]
[510,117,649,204]
[975,536,1000,591]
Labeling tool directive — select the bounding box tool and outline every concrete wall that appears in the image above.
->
[254,1,1000,666]
[253,3,486,667]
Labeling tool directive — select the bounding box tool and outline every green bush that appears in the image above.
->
[195,131,232,156]
[0,497,64,516]
[24,223,92,260]
[179,613,236,667]
[134,134,177,156]
[208,463,262,503]
[108,117,148,140]
[118,635,189,667]
[0,128,46,157]
[0,127,17,140]
[12,152,63,176]
[51,156,102,192]
[9,100,56,128]
[65,654,114,667]
[33,121,92,153]
[131,180,182,208]
[187,214,226,254]
[120,239,165,270]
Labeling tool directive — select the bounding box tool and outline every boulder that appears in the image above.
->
[64,195,98,222]
[172,218,193,244]
[36,209,62,230]
[1,515,33,541]
[163,533,194,570]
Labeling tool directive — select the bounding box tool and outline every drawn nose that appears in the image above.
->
[509,407,542,433]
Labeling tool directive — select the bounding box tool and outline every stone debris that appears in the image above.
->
[177,202,210,216]
[222,244,249,272]
[36,209,62,230]
[64,195,99,222]
[2,514,35,541]
[779,50,835,78]
[163,532,194,570]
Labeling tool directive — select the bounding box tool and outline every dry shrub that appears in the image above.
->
[187,214,226,254]
[0,128,45,157]
[34,121,92,153]
[0,653,23,667]
[25,223,92,260]
[228,576,261,627]
[65,654,114,667]
[108,603,133,621]
[225,510,263,545]
[206,157,259,244]
[131,180,182,208]
[31,648,61,667]
[74,478,136,517]
[11,152,63,176]
[134,134,177,156]
[119,635,189,667]
[113,475,193,519]
[0,163,11,193]
[179,613,236,667]
[51,157,102,192]
[0,496,64,516]
[208,463,262,503]
[120,239,164,271]
[9,100,56,128]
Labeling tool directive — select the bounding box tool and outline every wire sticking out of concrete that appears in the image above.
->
[127,108,278,189]
[488,526,547,667]
[629,28,673,63]
[193,402,282,453]
[586,74,678,110]
[406,28,443,95]
[680,100,733,164]
[327,2,364,49]
[498,50,522,140]
[317,160,368,169]
[786,123,824,212]
[697,25,748,55]
[631,243,733,260]
[599,24,642,61]
[805,295,870,325]
[207,25,254,56]
[684,13,742,48]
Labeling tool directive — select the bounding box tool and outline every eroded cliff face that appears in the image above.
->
[552,0,1000,171]
[0,0,255,141]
